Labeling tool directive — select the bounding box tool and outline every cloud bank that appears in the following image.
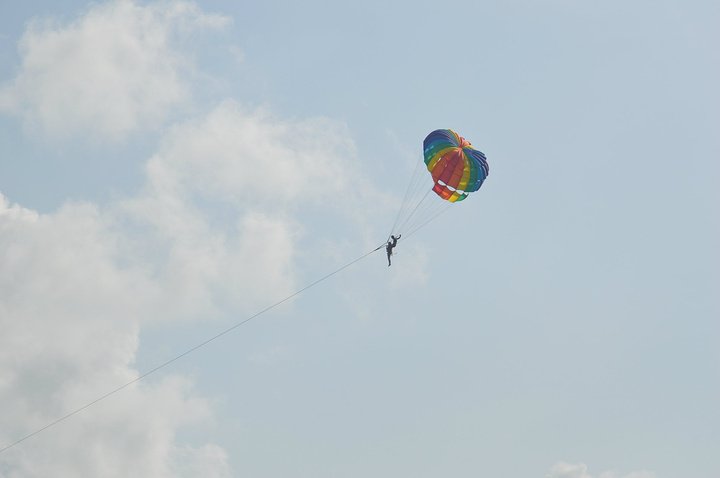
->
[0,0,230,139]
[0,1,380,476]
[0,97,370,474]
[547,462,657,478]
[0,195,229,477]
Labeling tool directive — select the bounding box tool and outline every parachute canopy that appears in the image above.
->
[389,129,489,238]
[424,129,489,203]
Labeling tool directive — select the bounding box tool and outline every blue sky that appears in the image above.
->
[0,1,718,477]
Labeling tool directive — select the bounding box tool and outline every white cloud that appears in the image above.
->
[144,99,358,205]
[547,462,657,478]
[114,99,373,317]
[11,377,225,478]
[548,462,593,478]
[0,128,301,472]
[134,98,396,253]
[0,0,230,140]
[0,76,383,475]
[0,194,228,477]
[0,2,398,474]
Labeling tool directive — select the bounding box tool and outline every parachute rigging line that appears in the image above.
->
[0,243,386,455]
[389,155,427,235]
[389,158,449,238]
[401,200,452,239]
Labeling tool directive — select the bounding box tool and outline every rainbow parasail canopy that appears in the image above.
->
[423,129,489,202]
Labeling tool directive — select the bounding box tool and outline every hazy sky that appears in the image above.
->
[0,1,718,477]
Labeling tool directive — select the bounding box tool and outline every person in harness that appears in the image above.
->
[386,235,401,266]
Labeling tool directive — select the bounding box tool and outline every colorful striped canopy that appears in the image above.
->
[423,129,489,202]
